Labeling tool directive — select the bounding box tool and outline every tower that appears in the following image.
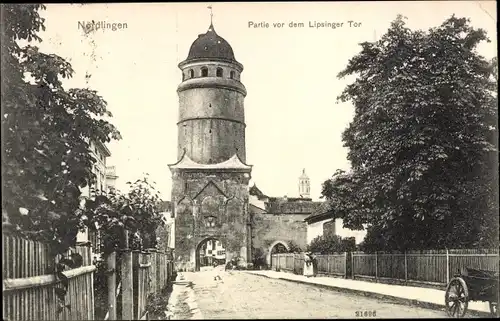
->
[299,169,310,198]
[169,18,252,272]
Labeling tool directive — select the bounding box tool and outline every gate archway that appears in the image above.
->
[267,240,290,267]
[195,237,227,272]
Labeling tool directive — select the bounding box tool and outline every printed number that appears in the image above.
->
[355,311,376,317]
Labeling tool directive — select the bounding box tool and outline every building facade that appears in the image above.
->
[105,165,118,192]
[304,203,367,245]
[248,178,322,267]
[77,139,112,247]
[199,239,226,266]
[170,22,252,271]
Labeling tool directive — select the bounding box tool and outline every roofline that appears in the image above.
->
[304,210,335,224]
[168,151,253,173]
[93,139,111,157]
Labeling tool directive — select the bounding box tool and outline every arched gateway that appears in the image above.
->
[267,240,290,267]
[169,21,252,272]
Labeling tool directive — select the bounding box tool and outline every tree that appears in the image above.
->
[287,240,302,253]
[1,4,121,254]
[307,234,356,254]
[323,15,498,250]
[83,176,165,254]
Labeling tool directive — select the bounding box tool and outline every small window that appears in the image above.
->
[188,69,194,78]
[216,68,223,77]
[230,71,235,79]
[206,216,216,227]
[201,67,208,77]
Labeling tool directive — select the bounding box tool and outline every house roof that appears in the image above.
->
[265,199,322,215]
[249,184,268,200]
[94,139,111,157]
[304,201,335,224]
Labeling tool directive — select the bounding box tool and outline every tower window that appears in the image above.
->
[216,68,223,77]
[206,216,216,228]
[188,69,194,78]
[201,67,208,77]
[230,71,235,79]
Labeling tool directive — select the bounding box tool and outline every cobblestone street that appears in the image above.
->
[174,269,452,319]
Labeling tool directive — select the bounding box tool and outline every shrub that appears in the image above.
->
[307,234,356,254]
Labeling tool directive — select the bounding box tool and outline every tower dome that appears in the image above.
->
[186,24,235,62]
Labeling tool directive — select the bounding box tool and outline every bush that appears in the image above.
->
[252,248,267,269]
[287,241,302,253]
[307,234,356,254]
[146,291,171,320]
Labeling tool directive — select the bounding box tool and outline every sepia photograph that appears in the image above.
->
[1,1,498,320]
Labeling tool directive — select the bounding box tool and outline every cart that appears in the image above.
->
[444,267,499,318]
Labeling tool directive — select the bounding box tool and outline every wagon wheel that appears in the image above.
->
[490,300,499,317]
[445,277,469,318]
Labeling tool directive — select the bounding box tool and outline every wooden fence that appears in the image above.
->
[272,249,499,288]
[100,249,174,321]
[272,253,348,277]
[2,234,95,321]
[133,249,174,320]
[352,249,499,287]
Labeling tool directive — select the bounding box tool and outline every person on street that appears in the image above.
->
[303,251,315,277]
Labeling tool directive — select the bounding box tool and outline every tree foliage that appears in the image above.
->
[83,176,165,255]
[287,240,302,253]
[307,234,356,254]
[1,4,122,313]
[322,15,498,250]
[1,4,121,254]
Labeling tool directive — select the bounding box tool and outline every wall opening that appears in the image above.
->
[195,237,226,271]
[201,67,208,77]
[216,67,223,77]
[189,69,194,78]
[267,240,290,268]
[230,71,235,79]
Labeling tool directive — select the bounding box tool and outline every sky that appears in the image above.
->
[35,2,497,201]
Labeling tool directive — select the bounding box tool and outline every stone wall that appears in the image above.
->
[172,170,250,271]
[250,210,309,264]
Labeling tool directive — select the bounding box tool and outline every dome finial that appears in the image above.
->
[207,5,214,29]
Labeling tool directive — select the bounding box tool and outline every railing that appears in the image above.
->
[2,234,95,321]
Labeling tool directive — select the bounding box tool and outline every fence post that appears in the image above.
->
[121,231,134,320]
[404,251,408,285]
[106,252,117,320]
[446,248,450,283]
[351,252,355,280]
[375,251,378,282]
[344,252,347,278]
